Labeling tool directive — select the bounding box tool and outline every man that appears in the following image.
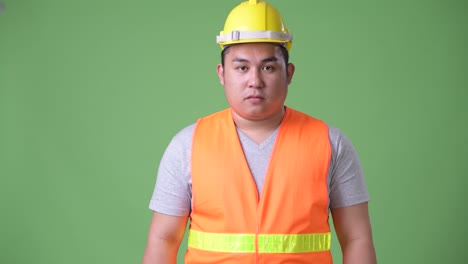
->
[142,0,376,263]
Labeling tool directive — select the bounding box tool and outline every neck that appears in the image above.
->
[231,107,286,144]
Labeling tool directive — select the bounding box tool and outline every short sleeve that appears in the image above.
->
[328,126,370,208]
[148,124,195,216]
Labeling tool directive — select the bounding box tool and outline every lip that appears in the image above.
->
[246,95,264,100]
[245,95,264,103]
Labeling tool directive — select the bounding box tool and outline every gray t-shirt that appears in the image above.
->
[149,123,370,216]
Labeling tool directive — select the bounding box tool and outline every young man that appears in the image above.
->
[142,1,376,263]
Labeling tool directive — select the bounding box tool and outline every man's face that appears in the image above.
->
[217,43,295,121]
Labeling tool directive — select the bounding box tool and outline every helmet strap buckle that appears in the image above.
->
[231,30,241,41]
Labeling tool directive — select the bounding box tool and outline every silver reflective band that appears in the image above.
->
[217,30,292,43]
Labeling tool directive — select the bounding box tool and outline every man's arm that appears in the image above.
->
[331,202,376,264]
[142,212,189,264]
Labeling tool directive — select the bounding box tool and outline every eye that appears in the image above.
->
[262,65,274,71]
[236,66,248,72]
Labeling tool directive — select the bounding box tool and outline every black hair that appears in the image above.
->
[221,44,289,67]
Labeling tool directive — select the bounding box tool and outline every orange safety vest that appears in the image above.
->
[186,107,333,264]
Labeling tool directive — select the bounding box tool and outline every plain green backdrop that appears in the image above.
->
[1,0,467,263]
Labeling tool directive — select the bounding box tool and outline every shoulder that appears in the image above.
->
[159,124,196,163]
[327,125,346,149]
[166,109,231,150]
[326,124,359,160]
[173,123,196,142]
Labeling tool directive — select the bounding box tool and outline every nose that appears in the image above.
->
[248,69,265,88]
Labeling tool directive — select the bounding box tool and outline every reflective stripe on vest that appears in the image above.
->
[188,229,331,253]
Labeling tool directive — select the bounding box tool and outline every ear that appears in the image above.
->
[216,64,225,85]
[287,63,295,84]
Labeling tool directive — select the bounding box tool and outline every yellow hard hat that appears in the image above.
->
[216,0,292,51]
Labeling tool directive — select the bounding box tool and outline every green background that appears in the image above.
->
[1,0,467,263]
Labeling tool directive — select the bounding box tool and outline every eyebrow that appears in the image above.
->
[232,56,279,63]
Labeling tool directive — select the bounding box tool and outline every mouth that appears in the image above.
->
[246,95,264,100]
[245,95,265,103]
